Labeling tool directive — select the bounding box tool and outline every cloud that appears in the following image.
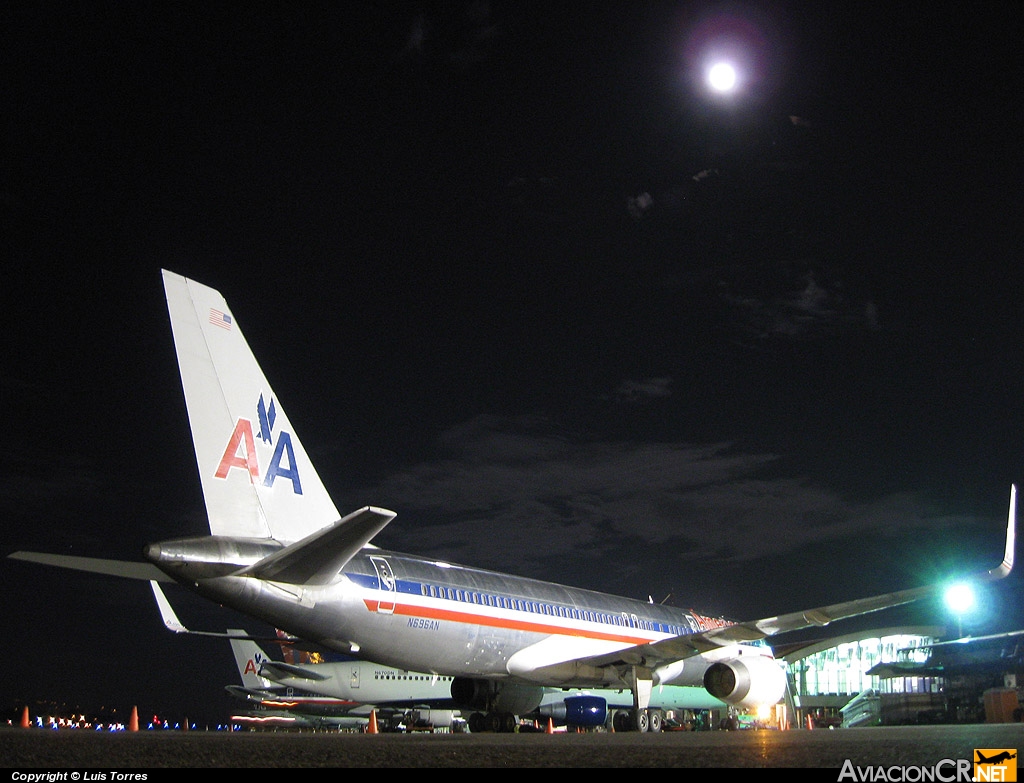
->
[611,377,673,403]
[627,191,653,220]
[363,414,948,581]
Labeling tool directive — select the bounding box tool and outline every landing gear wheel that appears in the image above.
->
[634,708,650,733]
[649,709,663,733]
[613,711,632,733]
[468,712,487,733]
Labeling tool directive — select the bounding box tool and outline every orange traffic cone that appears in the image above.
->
[806,714,813,731]
[367,710,379,734]
[129,706,139,732]
[545,717,554,734]
[20,706,29,728]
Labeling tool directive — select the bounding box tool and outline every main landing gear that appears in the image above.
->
[611,708,665,733]
[467,711,519,733]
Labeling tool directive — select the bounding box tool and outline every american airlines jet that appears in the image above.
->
[226,630,460,732]
[10,270,1016,733]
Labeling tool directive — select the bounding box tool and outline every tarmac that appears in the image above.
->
[4,723,1024,769]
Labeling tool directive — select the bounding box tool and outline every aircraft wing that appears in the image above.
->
[149,580,269,638]
[147,581,334,650]
[540,484,1017,676]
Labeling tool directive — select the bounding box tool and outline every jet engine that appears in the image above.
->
[702,654,787,709]
[564,695,607,728]
[407,709,458,729]
[534,695,608,728]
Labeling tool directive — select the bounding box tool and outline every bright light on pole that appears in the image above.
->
[944,583,976,637]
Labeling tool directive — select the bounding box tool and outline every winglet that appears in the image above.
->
[149,581,276,640]
[986,483,1016,580]
[151,580,190,633]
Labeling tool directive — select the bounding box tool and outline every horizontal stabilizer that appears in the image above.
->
[8,552,170,582]
[224,685,279,703]
[260,661,333,682]
[240,506,397,585]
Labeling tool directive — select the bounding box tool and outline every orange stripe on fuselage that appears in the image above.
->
[362,599,654,646]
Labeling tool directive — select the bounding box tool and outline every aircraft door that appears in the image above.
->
[370,556,396,614]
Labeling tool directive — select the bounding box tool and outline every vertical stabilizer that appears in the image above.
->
[228,630,275,691]
[162,270,340,541]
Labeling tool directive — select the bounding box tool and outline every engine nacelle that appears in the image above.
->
[450,678,546,715]
[564,696,607,728]
[703,654,787,709]
[653,659,687,686]
[407,709,458,728]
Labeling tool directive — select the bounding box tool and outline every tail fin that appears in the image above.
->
[228,629,274,691]
[162,270,340,542]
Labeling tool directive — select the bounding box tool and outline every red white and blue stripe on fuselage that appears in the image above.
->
[342,552,746,654]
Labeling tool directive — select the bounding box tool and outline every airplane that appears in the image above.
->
[154,579,723,732]
[9,269,1017,733]
[976,751,1017,765]
[249,643,733,732]
[226,629,461,732]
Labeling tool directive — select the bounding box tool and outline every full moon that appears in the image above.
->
[707,62,737,92]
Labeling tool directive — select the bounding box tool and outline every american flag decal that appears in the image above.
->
[209,309,233,330]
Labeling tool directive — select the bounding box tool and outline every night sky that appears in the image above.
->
[4,2,1024,726]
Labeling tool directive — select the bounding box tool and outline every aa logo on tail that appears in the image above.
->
[244,655,267,677]
[215,394,303,494]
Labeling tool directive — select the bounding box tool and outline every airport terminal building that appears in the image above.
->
[774,626,1024,727]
